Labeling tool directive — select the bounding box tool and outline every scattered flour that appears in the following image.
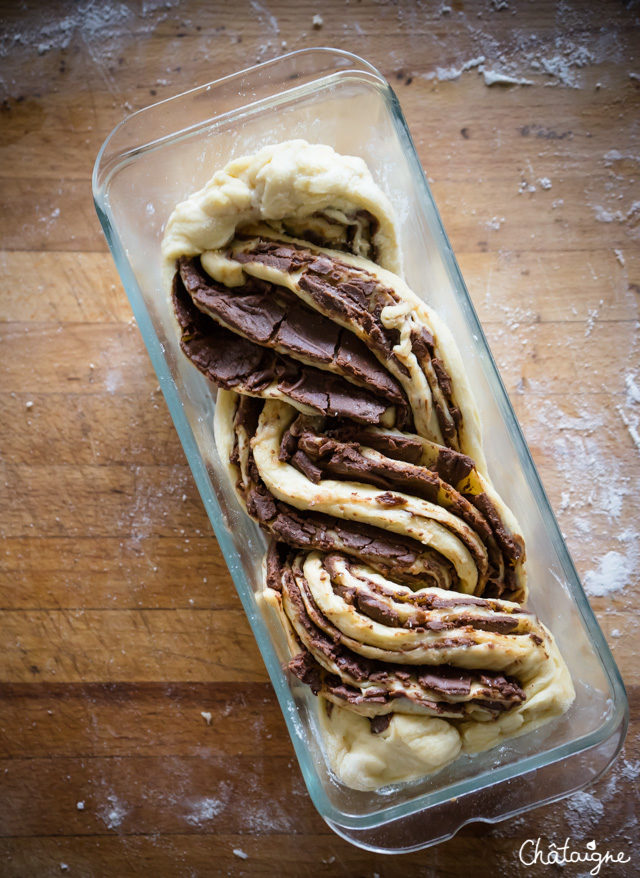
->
[76,800,84,810]
[583,538,638,596]
[604,149,640,166]
[412,3,628,90]
[559,752,640,849]
[525,379,640,605]
[617,373,640,453]
[614,248,625,267]
[535,43,596,88]
[618,406,640,452]
[200,711,212,725]
[592,201,640,239]
[421,56,485,83]
[104,369,123,393]
[248,1,279,36]
[422,57,534,86]
[585,303,601,337]
[99,794,128,830]
[625,373,640,405]
[3,0,635,103]
[184,796,225,825]
[486,216,505,231]
[233,848,249,860]
[621,760,640,782]
[481,68,534,86]
[537,177,552,190]
[565,791,605,838]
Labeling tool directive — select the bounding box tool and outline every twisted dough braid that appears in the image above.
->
[165,141,574,789]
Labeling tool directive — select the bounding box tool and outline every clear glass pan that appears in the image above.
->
[93,48,628,853]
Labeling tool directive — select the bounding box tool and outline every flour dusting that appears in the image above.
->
[621,759,640,781]
[592,201,640,238]
[411,1,632,90]
[184,796,225,825]
[583,537,638,597]
[618,373,640,453]
[99,794,128,829]
[481,68,534,87]
[486,216,505,231]
[565,791,605,838]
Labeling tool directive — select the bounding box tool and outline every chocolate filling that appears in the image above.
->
[173,272,393,425]
[232,238,465,446]
[170,220,529,731]
[248,484,458,590]
[411,329,463,448]
[283,570,525,717]
[325,423,476,486]
[369,714,392,734]
[278,208,381,261]
[179,256,409,418]
[470,492,524,567]
[324,560,521,635]
[281,425,521,598]
[233,239,407,370]
[265,540,288,593]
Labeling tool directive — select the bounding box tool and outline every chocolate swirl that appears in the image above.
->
[165,143,573,789]
[222,393,524,600]
[268,549,544,723]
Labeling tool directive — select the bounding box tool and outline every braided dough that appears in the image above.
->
[163,139,401,272]
[164,140,574,790]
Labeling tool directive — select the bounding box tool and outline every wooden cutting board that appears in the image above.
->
[1,1,638,874]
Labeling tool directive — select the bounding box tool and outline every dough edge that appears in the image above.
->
[171,133,575,791]
[214,390,574,792]
[162,139,401,274]
[318,632,575,791]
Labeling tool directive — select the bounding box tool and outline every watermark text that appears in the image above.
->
[519,837,630,875]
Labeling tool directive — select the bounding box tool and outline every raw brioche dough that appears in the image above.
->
[318,632,574,791]
[223,232,487,468]
[250,398,522,598]
[460,632,575,753]
[216,392,574,790]
[165,140,575,793]
[162,140,401,273]
[319,707,463,789]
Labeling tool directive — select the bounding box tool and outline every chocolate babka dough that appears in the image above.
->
[164,141,574,792]
[215,391,573,789]
[162,140,401,273]
[314,630,573,789]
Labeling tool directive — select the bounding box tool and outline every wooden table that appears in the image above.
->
[1,1,638,875]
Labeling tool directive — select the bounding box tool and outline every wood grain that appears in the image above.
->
[1,0,639,875]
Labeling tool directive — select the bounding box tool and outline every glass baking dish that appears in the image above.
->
[92,48,628,853]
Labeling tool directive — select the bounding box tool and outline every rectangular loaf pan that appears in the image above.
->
[93,48,628,853]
